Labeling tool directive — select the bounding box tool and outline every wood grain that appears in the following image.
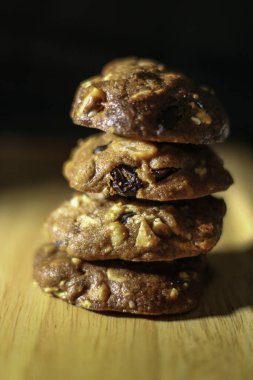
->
[0,144,253,380]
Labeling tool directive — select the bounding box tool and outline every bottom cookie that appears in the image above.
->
[33,244,205,315]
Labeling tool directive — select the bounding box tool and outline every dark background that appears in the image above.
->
[1,0,253,144]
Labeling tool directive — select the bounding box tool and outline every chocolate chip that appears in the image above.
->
[152,167,178,181]
[157,106,179,131]
[110,165,143,197]
[93,141,111,154]
[119,212,136,224]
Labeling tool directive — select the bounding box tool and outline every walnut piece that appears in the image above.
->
[78,215,101,229]
[76,86,106,118]
[86,283,110,302]
[196,110,212,124]
[135,219,160,248]
[109,221,128,247]
[130,89,152,100]
[80,299,92,308]
[152,218,171,237]
[104,202,125,222]
[111,138,158,160]
[107,268,126,283]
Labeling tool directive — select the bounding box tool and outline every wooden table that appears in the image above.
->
[0,143,253,380]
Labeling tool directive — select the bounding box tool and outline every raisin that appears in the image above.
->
[93,141,111,154]
[119,212,136,224]
[110,165,143,197]
[152,167,178,181]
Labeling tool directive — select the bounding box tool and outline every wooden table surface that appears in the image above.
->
[0,143,253,380]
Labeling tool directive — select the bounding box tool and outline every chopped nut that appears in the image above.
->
[80,299,92,308]
[154,88,164,95]
[54,290,67,299]
[111,138,157,160]
[152,218,171,237]
[109,221,128,247]
[130,89,152,100]
[86,283,110,302]
[128,300,136,309]
[135,219,160,248]
[59,280,66,287]
[103,73,113,80]
[104,203,125,222]
[78,215,101,229]
[80,80,92,88]
[88,110,98,117]
[44,287,58,293]
[191,116,201,125]
[183,282,189,289]
[76,86,106,117]
[196,110,212,124]
[170,288,179,300]
[179,271,190,281]
[186,233,192,240]
[194,167,207,177]
[71,257,81,265]
[107,268,126,283]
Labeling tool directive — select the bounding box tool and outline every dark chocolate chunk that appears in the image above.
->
[157,106,179,131]
[110,165,143,197]
[119,212,136,224]
[152,167,179,181]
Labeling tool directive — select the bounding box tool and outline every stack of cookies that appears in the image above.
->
[34,58,233,315]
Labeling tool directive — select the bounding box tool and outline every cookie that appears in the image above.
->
[33,243,205,315]
[70,57,229,144]
[63,133,233,201]
[45,193,226,262]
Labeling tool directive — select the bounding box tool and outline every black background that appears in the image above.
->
[1,0,253,144]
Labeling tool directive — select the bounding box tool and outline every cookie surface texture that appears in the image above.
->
[71,57,229,144]
[45,193,226,262]
[64,133,233,201]
[33,244,205,315]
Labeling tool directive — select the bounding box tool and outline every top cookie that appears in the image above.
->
[71,57,229,144]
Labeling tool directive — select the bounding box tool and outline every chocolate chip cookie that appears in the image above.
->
[64,133,233,201]
[34,243,205,315]
[45,193,226,262]
[70,57,229,144]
